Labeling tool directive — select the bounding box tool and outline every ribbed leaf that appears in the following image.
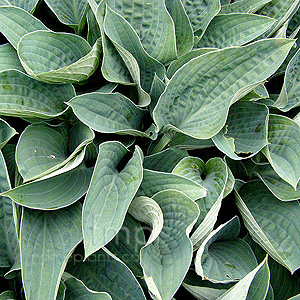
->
[136,190,199,300]
[67,248,146,300]
[83,142,143,258]
[87,8,101,46]
[262,114,300,188]
[235,180,300,273]
[195,13,276,48]
[0,0,39,12]
[137,169,207,200]
[0,118,16,150]
[220,0,272,14]
[212,101,268,160]
[153,39,294,140]
[17,31,101,84]
[195,217,258,283]
[20,202,83,300]
[0,70,75,119]
[0,43,24,72]
[0,6,48,48]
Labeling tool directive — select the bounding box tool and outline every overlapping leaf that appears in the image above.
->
[0,0,39,12]
[0,43,24,72]
[220,0,272,14]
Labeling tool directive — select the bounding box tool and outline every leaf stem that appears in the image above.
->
[151,134,171,154]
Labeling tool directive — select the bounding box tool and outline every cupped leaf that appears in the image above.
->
[83,142,143,258]
[212,101,269,160]
[195,13,276,49]
[0,118,17,150]
[135,190,199,300]
[235,180,300,273]
[195,216,258,283]
[67,92,156,139]
[17,31,101,84]
[0,69,75,119]
[0,43,24,72]
[273,48,300,111]
[262,114,300,188]
[137,169,207,200]
[220,0,272,14]
[0,6,48,48]
[172,156,228,247]
[63,275,112,300]
[20,202,83,300]
[153,38,294,140]
[44,0,88,28]
[67,248,146,300]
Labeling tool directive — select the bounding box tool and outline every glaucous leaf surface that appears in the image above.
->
[220,0,272,14]
[0,119,16,150]
[0,0,39,12]
[0,43,24,72]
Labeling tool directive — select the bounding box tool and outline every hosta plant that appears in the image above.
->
[0,0,300,299]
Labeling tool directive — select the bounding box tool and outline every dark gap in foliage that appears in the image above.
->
[116,151,133,172]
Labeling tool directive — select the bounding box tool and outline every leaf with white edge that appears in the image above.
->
[87,8,101,46]
[16,122,94,182]
[96,83,118,93]
[104,0,177,65]
[273,48,300,111]
[0,151,19,271]
[195,13,276,49]
[235,180,300,273]
[153,39,294,140]
[182,0,221,36]
[0,290,17,299]
[0,70,75,119]
[149,73,166,114]
[138,190,199,300]
[0,119,16,150]
[220,0,272,14]
[167,48,217,79]
[0,6,48,49]
[212,101,269,160]
[67,248,147,300]
[137,169,207,200]
[17,31,101,84]
[83,142,143,258]
[102,5,165,106]
[67,92,156,139]
[20,202,83,300]
[250,163,300,201]
[44,0,88,28]
[165,0,194,56]
[144,148,188,173]
[216,257,269,300]
[0,43,24,72]
[262,114,300,188]
[63,275,112,300]
[2,163,93,210]
[288,295,300,300]
[287,8,300,37]
[195,216,258,283]
[172,156,228,247]
[0,0,39,12]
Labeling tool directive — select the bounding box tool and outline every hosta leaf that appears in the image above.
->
[287,8,300,37]
[195,217,258,283]
[0,43,24,72]
[63,275,112,300]
[235,180,300,273]
[0,151,19,270]
[0,70,75,119]
[83,142,143,258]
[17,31,101,84]
[0,118,16,150]
[0,290,17,299]
[44,0,88,28]
[16,122,94,182]
[20,202,83,300]
[87,8,101,46]
[0,0,39,12]
[67,92,156,139]
[153,39,294,140]
[135,190,199,300]
[273,48,300,111]
[144,148,188,173]
[0,6,48,49]
[220,0,272,14]
[149,73,166,113]
[104,0,177,64]
[165,0,194,56]
[172,157,228,247]
[2,163,93,210]
[250,163,300,201]
[67,248,146,300]
[182,0,221,35]
[262,114,300,188]
[212,101,269,160]
[106,214,145,278]
[195,13,276,49]
[216,257,269,300]
[137,169,207,200]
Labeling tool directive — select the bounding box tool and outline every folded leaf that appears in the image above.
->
[0,118,17,150]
